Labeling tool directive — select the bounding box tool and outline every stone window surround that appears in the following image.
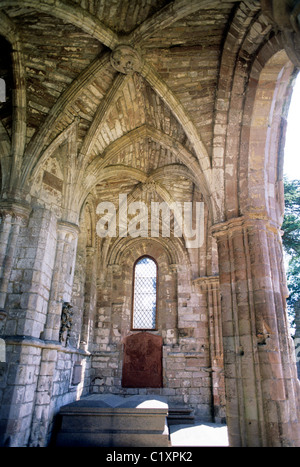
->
[131,255,158,332]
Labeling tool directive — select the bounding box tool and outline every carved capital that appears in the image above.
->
[193,276,220,292]
[211,214,281,240]
[0,200,31,221]
[110,45,143,74]
[57,220,80,240]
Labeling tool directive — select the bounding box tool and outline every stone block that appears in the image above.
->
[71,363,82,385]
[55,394,169,447]
[122,333,163,388]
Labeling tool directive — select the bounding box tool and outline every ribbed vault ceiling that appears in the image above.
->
[0,0,258,225]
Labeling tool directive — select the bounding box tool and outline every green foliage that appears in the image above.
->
[282,178,300,331]
[282,178,300,257]
[286,257,300,306]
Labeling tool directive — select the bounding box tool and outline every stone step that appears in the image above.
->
[167,407,195,426]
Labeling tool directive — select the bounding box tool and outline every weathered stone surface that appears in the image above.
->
[55,394,169,447]
[122,332,163,388]
[0,0,299,449]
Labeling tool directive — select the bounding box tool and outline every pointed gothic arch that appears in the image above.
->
[131,255,158,330]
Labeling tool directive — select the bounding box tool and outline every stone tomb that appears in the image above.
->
[55,394,169,447]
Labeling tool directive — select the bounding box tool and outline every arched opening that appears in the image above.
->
[132,256,158,330]
[282,73,300,375]
[244,49,295,223]
[214,43,300,447]
[284,73,300,181]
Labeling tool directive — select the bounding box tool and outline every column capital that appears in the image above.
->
[211,213,281,239]
[86,246,96,256]
[57,220,80,239]
[0,199,32,220]
[193,275,220,291]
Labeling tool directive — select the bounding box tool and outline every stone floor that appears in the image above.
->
[169,421,229,447]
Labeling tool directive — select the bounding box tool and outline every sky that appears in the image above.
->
[284,74,300,180]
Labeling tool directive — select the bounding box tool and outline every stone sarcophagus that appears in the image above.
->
[122,332,163,388]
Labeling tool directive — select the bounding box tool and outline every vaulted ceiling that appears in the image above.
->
[0,0,280,229]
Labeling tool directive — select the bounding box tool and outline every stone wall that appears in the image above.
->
[0,337,90,447]
[85,233,225,422]
[0,203,91,446]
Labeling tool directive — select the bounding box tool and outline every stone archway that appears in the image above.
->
[212,43,300,447]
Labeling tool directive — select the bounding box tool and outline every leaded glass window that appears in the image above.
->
[132,256,157,329]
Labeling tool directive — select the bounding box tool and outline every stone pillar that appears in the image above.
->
[0,201,31,312]
[0,337,42,447]
[43,220,79,342]
[211,215,300,447]
[195,275,226,423]
[0,211,81,447]
[110,264,123,344]
[1,206,57,338]
[163,263,178,345]
[80,246,97,351]
[27,220,80,447]
[0,206,58,447]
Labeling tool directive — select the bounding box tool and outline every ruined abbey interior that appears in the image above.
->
[0,0,300,448]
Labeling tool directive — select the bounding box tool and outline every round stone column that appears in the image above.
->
[0,201,31,311]
[43,220,80,342]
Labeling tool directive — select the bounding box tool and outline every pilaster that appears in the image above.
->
[80,246,97,351]
[0,201,31,311]
[194,275,226,423]
[43,220,80,342]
